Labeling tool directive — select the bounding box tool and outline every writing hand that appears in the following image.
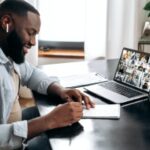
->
[44,102,83,129]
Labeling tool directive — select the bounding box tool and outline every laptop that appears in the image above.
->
[84,47,149,104]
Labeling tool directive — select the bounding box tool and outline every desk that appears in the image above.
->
[34,59,150,150]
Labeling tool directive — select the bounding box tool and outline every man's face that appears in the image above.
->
[6,12,41,64]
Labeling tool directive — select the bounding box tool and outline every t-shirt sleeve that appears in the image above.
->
[0,121,27,150]
[19,61,60,95]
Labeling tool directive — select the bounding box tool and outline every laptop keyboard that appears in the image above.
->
[99,81,142,98]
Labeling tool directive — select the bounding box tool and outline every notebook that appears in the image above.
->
[83,104,120,119]
[38,104,120,119]
[59,72,107,88]
[84,47,149,104]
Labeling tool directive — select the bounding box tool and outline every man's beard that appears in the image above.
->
[5,30,25,64]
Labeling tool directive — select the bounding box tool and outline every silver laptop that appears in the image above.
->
[84,47,149,104]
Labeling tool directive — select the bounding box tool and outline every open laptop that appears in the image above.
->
[84,47,150,104]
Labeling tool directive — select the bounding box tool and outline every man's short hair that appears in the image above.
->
[0,0,40,17]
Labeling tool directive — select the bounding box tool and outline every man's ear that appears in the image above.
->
[1,15,14,33]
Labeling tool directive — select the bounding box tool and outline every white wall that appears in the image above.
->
[84,0,108,60]
[106,0,147,59]
[38,57,82,65]
[38,0,85,42]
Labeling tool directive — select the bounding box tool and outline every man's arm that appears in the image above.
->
[18,61,94,138]
[19,61,94,108]
[47,82,95,109]
[27,102,82,138]
[19,61,59,95]
[0,102,83,149]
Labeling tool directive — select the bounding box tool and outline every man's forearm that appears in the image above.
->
[27,116,50,138]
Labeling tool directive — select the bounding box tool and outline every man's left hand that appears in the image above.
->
[47,83,95,109]
[59,88,95,109]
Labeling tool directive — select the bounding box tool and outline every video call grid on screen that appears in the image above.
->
[114,49,150,92]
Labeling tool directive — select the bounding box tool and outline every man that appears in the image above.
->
[0,0,94,149]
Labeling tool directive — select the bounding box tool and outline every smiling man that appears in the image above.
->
[0,0,94,149]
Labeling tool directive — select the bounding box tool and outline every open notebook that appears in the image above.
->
[38,104,120,120]
[83,104,120,119]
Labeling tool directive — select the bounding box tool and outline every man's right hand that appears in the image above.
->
[44,102,83,129]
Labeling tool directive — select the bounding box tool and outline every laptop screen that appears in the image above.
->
[114,48,150,92]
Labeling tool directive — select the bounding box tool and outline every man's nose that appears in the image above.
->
[30,36,36,46]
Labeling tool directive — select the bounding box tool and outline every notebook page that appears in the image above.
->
[83,104,120,119]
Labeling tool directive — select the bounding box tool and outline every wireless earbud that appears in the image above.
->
[6,23,9,33]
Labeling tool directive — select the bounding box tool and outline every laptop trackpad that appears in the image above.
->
[84,85,129,104]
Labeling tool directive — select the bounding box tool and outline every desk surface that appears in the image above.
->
[34,59,150,150]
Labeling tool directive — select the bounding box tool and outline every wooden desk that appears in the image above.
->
[34,59,150,150]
